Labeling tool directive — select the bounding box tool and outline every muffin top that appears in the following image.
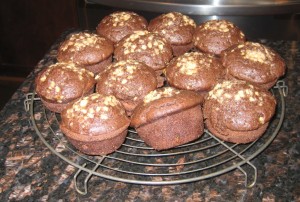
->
[114,30,173,71]
[57,32,114,65]
[96,11,148,44]
[35,62,95,103]
[166,52,224,92]
[148,12,196,45]
[131,87,203,128]
[96,60,157,103]
[61,93,130,138]
[193,20,245,55]
[220,42,286,86]
[204,80,276,131]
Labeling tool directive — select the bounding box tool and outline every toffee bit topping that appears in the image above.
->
[202,20,235,32]
[40,75,47,82]
[55,86,61,93]
[259,116,265,124]
[163,12,196,27]
[65,94,123,122]
[207,80,266,106]
[182,14,196,27]
[174,52,214,75]
[60,32,105,52]
[49,81,55,89]
[39,62,94,102]
[100,114,109,120]
[143,87,180,104]
[110,12,136,25]
[79,99,88,107]
[103,95,119,107]
[179,60,197,75]
[238,42,275,64]
[120,31,168,57]
[243,49,266,63]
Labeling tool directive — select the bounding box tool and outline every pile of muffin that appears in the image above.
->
[35,11,286,155]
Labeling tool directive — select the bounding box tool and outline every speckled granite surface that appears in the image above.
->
[0,31,299,201]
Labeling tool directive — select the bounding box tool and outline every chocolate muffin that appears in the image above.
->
[96,11,148,44]
[148,12,196,56]
[220,42,286,89]
[35,62,95,113]
[193,20,246,55]
[57,31,114,74]
[95,60,158,116]
[114,30,173,87]
[165,52,224,94]
[131,87,204,150]
[60,93,130,155]
[203,80,276,144]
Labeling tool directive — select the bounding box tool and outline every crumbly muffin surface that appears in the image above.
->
[96,11,148,44]
[166,52,224,92]
[114,31,173,71]
[193,20,245,55]
[57,32,114,65]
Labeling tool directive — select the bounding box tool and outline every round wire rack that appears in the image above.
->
[24,81,288,195]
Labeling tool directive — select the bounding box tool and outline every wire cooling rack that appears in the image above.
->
[24,81,288,195]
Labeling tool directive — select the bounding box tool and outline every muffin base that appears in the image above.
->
[205,119,269,144]
[60,125,128,155]
[136,105,204,150]
[66,130,127,155]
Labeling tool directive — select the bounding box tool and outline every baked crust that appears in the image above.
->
[131,87,204,150]
[114,30,173,72]
[193,20,245,55]
[60,93,130,155]
[96,11,148,44]
[203,80,276,143]
[166,52,225,92]
[148,12,196,55]
[35,62,95,113]
[57,31,113,67]
[96,60,157,116]
[220,42,286,89]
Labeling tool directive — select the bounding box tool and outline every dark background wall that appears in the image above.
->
[0,0,79,109]
[1,0,79,76]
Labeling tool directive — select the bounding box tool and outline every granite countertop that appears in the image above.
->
[0,31,299,201]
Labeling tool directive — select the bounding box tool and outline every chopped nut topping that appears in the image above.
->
[259,116,265,124]
[49,81,55,89]
[174,52,214,76]
[162,12,196,28]
[100,114,108,120]
[103,95,119,107]
[243,49,266,63]
[40,75,46,82]
[207,80,270,112]
[60,32,106,52]
[119,31,169,57]
[79,99,88,107]
[55,86,61,93]
[65,94,124,123]
[110,12,134,22]
[202,20,235,32]
[232,42,276,65]
[143,87,180,104]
